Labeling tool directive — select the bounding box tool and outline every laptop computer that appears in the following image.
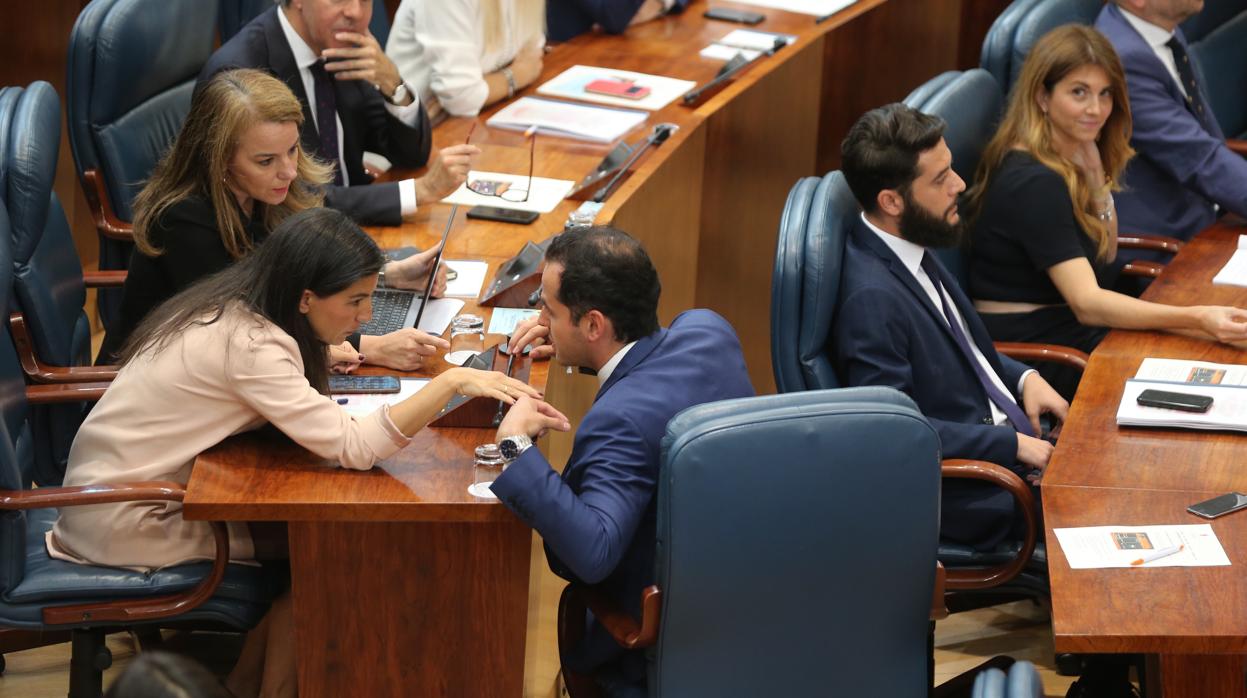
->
[359,206,463,336]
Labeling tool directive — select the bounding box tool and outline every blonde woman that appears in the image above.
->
[386,0,546,118]
[106,68,448,369]
[965,24,1247,397]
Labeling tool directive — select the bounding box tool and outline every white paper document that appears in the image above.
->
[1053,524,1230,569]
[441,170,575,213]
[1212,236,1247,286]
[442,260,489,298]
[700,44,762,62]
[333,379,430,419]
[416,298,466,336]
[487,97,647,143]
[487,307,541,336]
[1134,357,1247,387]
[537,65,697,111]
[1116,379,1247,431]
[731,0,857,18]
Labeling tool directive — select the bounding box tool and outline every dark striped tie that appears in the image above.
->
[309,60,344,186]
[1165,36,1212,131]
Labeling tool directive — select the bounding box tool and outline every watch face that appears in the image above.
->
[500,438,519,460]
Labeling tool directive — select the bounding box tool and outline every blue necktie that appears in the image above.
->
[920,252,1035,437]
[309,61,344,186]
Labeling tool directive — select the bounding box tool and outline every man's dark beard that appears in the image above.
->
[898,193,964,248]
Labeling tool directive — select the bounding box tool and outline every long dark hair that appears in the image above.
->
[118,208,385,393]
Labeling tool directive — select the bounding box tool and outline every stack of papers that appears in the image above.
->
[1212,235,1247,286]
[1053,524,1229,569]
[443,260,489,298]
[333,379,429,419]
[701,29,797,62]
[487,97,647,143]
[537,65,697,111]
[731,0,857,17]
[1116,358,1247,431]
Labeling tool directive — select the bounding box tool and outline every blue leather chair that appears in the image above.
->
[770,168,1045,603]
[66,0,217,331]
[1180,0,1247,43]
[219,0,392,46]
[3,83,123,486]
[979,0,1102,97]
[1189,10,1247,140]
[0,201,269,697]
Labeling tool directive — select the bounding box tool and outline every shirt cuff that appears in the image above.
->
[398,178,418,216]
[384,94,423,126]
[1016,369,1037,396]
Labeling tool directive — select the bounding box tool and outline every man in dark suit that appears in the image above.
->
[547,0,690,42]
[489,227,753,695]
[200,0,478,225]
[833,104,1068,548]
[1096,0,1247,241]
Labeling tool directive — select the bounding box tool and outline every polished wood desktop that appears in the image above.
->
[183,1,970,695]
[1044,224,1247,697]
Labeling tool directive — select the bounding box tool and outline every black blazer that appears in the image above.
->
[199,6,432,225]
[831,220,1032,547]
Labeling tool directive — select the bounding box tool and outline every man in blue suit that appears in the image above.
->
[833,104,1068,548]
[547,0,690,42]
[1096,0,1247,240]
[490,226,753,695]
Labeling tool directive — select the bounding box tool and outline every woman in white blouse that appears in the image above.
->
[50,207,548,697]
[387,0,546,118]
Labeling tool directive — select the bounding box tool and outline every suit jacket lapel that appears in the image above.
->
[852,223,962,349]
[594,328,667,401]
[262,8,321,147]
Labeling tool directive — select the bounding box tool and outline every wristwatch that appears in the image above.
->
[386,81,410,106]
[502,67,517,99]
[499,434,533,462]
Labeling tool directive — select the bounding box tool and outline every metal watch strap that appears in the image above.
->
[500,434,533,461]
[502,67,517,99]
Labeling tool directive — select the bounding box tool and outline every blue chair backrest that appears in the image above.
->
[770,172,859,393]
[1180,1,1247,43]
[1189,10,1247,139]
[67,0,217,224]
[652,388,941,697]
[904,69,1005,290]
[219,0,391,46]
[981,0,1101,97]
[0,200,38,594]
[5,83,91,372]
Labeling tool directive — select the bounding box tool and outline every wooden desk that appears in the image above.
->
[184,2,970,695]
[1044,224,1247,697]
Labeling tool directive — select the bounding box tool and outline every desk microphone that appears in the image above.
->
[591,123,678,204]
[681,38,788,106]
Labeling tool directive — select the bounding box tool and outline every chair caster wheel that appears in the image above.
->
[94,644,112,672]
[1056,653,1083,677]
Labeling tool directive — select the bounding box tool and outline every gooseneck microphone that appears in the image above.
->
[591,123,679,204]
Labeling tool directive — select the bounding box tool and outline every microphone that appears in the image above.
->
[591,123,679,204]
[681,37,788,106]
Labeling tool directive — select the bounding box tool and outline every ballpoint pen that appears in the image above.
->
[1131,544,1184,566]
[492,338,520,427]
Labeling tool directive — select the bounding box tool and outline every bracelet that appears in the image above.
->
[502,67,517,99]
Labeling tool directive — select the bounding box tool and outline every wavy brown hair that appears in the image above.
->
[131,68,331,259]
[965,24,1134,260]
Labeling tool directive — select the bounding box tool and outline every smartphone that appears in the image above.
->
[704,7,765,24]
[328,375,401,394]
[1136,388,1214,413]
[1188,492,1247,519]
[466,205,539,225]
[584,79,651,100]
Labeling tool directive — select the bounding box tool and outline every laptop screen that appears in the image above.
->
[410,204,459,331]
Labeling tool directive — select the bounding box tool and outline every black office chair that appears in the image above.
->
[66,0,217,331]
[556,388,1041,697]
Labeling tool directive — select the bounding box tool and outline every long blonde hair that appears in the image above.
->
[482,0,545,52]
[966,24,1134,260]
[132,68,332,258]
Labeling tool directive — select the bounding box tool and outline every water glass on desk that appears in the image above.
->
[469,443,506,499]
[445,313,484,366]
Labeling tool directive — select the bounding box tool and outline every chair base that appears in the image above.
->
[932,655,1015,698]
[69,628,111,698]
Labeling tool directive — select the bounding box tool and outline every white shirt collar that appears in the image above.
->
[860,212,926,277]
[1120,8,1176,50]
[277,5,320,71]
[596,341,637,386]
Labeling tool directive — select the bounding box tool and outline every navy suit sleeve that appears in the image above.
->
[563,0,648,34]
[322,182,403,226]
[835,284,1019,466]
[1125,61,1247,219]
[490,410,655,585]
[998,354,1030,399]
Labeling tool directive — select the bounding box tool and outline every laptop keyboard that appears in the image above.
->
[359,288,415,336]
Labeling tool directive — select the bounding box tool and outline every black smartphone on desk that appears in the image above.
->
[467,205,538,225]
[705,7,765,24]
[1188,492,1247,519]
[1136,388,1214,413]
